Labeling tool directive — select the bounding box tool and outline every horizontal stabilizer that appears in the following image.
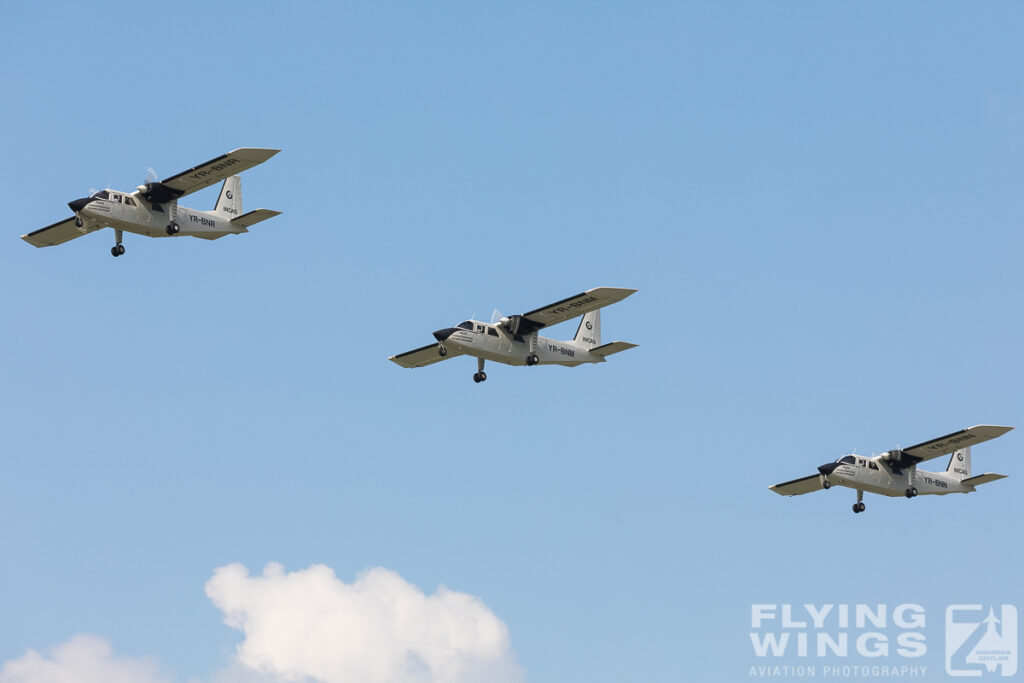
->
[589,341,637,357]
[770,474,825,496]
[231,209,281,228]
[962,473,1008,487]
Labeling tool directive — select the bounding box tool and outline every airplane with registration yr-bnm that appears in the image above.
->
[22,148,280,257]
[771,424,1013,513]
[389,287,637,382]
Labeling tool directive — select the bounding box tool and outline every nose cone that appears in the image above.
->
[818,462,840,476]
[433,327,457,342]
[68,197,93,213]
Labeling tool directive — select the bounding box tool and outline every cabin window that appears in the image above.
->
[487,328,498,337]
[125,197,136,207]
[112,194,121,203]
[868,462,878,470]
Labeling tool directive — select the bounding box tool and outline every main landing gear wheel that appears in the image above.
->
[166,222,180,235]
[526,353,539,366]
[473,371,487,383]
[437,345,448,357]
[905,487,918,498]
[852,502,865,513]
[74,216,83,228]
[110,244,125,257]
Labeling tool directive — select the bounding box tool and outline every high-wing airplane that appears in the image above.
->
[770,425,1013,513]
[390,287,638,382]
[22,148,281,257]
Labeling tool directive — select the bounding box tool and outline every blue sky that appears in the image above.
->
[2,2,1023,681]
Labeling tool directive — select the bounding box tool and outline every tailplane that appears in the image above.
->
[946,447,971,480]
[574,310,601,348]
[214,176,242,217]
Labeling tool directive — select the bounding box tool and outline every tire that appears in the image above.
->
[822,480,831,490]
[910,486,918,498]
[111,246,119,257]
[438,345,448,357]
[75,217,83,228]
[472,373,481,383]
[479,371,486,382]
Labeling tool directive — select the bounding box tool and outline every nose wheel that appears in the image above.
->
[74,216,84,228]
[437,344,448,357]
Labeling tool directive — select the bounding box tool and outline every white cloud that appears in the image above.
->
[205,562,523,683]
[0,634,169,683]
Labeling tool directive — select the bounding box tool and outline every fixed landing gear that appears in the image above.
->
[74,216,83,228]
[822,479,831,489]
[852,490,865,514]
[525,353,539,366]
[111,229,125,257]
[904,487,918,498]
[473,358,487,383]
[165,222,180,235]
[437,344,448,357]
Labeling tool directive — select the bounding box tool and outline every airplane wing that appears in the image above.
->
[899,425,1013,464]
[517,287,637,333]
[22,216,100,247]
[158,148,280,200]
[389,343,463,368]
[770,474,825,496]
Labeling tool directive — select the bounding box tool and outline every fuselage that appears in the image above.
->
[70,189,241,239]
[437,320,604,367]
[822,454,976,497]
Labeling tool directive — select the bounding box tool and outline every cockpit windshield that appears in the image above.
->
[838,455,856,465]
[90,190,110,199]
[456,321,474,331]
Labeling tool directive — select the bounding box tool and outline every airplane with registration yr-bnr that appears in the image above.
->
[22,148,280,257]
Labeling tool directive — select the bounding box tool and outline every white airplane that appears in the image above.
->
[22,148,280,257]
[771,425,1013,513]
[389,287,638,382]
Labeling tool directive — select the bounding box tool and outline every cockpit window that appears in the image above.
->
[838,455,856,465]
[125,197,136,207]
[91,190,110,199]
[456,321,474,331]
[868,461,878,470]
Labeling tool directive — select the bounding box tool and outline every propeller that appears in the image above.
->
[490,309,504,325]
[145,167,159,184]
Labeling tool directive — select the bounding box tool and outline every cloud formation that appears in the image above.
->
[0,563,521,683]
[206,562,522,683]
[0,634,169,683]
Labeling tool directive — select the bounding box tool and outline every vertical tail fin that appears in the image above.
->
[574,309,601,348]
[947,447,971,480]
[214,176,242,217]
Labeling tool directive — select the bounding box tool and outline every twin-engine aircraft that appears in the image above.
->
[771,425,1013,513]
[390,287,637,382]
[22,148,281,257]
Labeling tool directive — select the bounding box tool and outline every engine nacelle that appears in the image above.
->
[499,315,522,335]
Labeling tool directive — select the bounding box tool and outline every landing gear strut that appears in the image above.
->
[111,229,125,257]
[525,331,539,366]
[473,358,487,383]
[852,490,865,514]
